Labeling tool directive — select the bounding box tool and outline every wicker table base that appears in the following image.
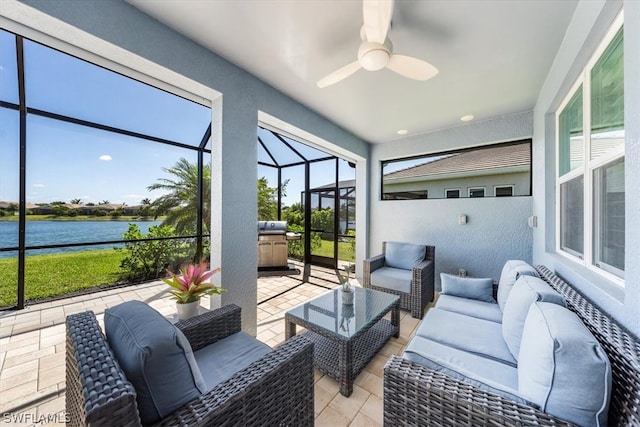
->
[285,288,400,397]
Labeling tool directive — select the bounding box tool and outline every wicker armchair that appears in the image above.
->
[66,304,314,427]
[383,265,640,426]
[363,242,435,318]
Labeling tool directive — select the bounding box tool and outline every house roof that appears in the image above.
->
[312,179,356,190]
[0,201,39,209]
[384,141,530,181]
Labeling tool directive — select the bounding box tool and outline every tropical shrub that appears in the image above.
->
[117,224,191,281]
[287,223,322,259]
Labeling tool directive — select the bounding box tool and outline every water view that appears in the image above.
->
[0,220,162,258]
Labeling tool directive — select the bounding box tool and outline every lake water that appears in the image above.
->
[0,220,162,258]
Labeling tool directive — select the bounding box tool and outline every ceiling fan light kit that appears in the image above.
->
[318,0,438,88]
[358,40,391,71]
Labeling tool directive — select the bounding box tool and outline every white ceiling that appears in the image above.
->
[127,0,578,144]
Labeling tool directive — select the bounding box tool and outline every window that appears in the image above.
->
[383,190,428,200]
[0,29,213,309]
[381,140,531,200]
[494,185,514,197]
[445,189,460,199]
[468,187,485,198]
[556,14,624,283]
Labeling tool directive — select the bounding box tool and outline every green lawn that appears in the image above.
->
[313,240,355,262]
[0,238,355,307]
[0,249,124,307]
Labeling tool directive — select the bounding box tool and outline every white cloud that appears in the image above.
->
[124,194,144,199]
[32,183,46,188]
[99,155,112,161]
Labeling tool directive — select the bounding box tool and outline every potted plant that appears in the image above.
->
[337,263,355,305]
[164,261,224,320]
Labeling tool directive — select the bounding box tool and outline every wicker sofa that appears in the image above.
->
[384,264,640,426]
[66,303,314,426]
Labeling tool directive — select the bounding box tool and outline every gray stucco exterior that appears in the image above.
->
[370,112,534,289]
[533,0,639,334]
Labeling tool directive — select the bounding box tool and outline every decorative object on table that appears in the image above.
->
[163,261,224,320]
[340,303,354,334]
[337,263,355,305]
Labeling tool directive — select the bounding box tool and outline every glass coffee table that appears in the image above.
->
[285,287,400,397]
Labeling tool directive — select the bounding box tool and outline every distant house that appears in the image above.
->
[382,141,531,200]
[0,201,40,214]
[2,202,129,215]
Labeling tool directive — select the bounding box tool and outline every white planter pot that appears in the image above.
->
[210,293,221,310]
[341,290,354,305]
[176,300,200,321]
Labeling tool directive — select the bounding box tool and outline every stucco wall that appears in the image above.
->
[12,0,368,334]
[370,112,534,288]
[384,171,530,198]
[532,0,639,335]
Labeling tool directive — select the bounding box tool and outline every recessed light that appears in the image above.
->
[460,115,475,122]
[397,129,408,135]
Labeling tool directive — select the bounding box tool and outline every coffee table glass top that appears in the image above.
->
[286,287,399,338]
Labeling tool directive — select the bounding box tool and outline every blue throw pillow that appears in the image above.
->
[385,241,426,270]
[440,273,495,303]
[105,301,206,425]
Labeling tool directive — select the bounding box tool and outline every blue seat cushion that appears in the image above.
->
[497,260,538,312]
[519,302,611,427]
[501,275,566,360]
[415,308,516,366]
[384,241,426,270]
[403,336,530,405]
[440,273,495,303]
[104,301,206,425]
[435,294,503,323]
[370,266,412,294]
[195,331,272,390]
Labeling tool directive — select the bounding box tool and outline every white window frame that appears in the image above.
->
[494,185,514,197]
[555,12,625,286]
[445,188,460,199]
[468,187,485,198]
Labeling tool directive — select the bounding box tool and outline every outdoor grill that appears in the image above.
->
[257,221,300,268]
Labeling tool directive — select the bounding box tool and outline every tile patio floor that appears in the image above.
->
[0,262,422,426]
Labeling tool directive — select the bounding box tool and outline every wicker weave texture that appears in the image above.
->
[536,265,640,427]
[66,304,314,427]
[363,243,435,319]
[65,311,142,427]
[286,294,399,397]
[383,265,640,426]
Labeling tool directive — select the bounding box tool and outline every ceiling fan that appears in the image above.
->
[317,0,439,88]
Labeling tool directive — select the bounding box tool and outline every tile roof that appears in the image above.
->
[384,141,530,180]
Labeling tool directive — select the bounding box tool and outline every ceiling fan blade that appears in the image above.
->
[387,54,439,81]
[362,0,394,44]
[317,61,362,88]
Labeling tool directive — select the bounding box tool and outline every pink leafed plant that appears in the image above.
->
[163,261,224,304]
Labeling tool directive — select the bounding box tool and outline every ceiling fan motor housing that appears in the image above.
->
[358,39,392,71]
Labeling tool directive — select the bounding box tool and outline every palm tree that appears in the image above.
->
[139,198,152,217]
[148,158,210,234]
[70,198,82,204]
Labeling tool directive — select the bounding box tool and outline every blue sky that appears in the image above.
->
[0,30,353,208]
[0,32,206,206]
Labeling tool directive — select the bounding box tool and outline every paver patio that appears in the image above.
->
[0,262,422,426]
